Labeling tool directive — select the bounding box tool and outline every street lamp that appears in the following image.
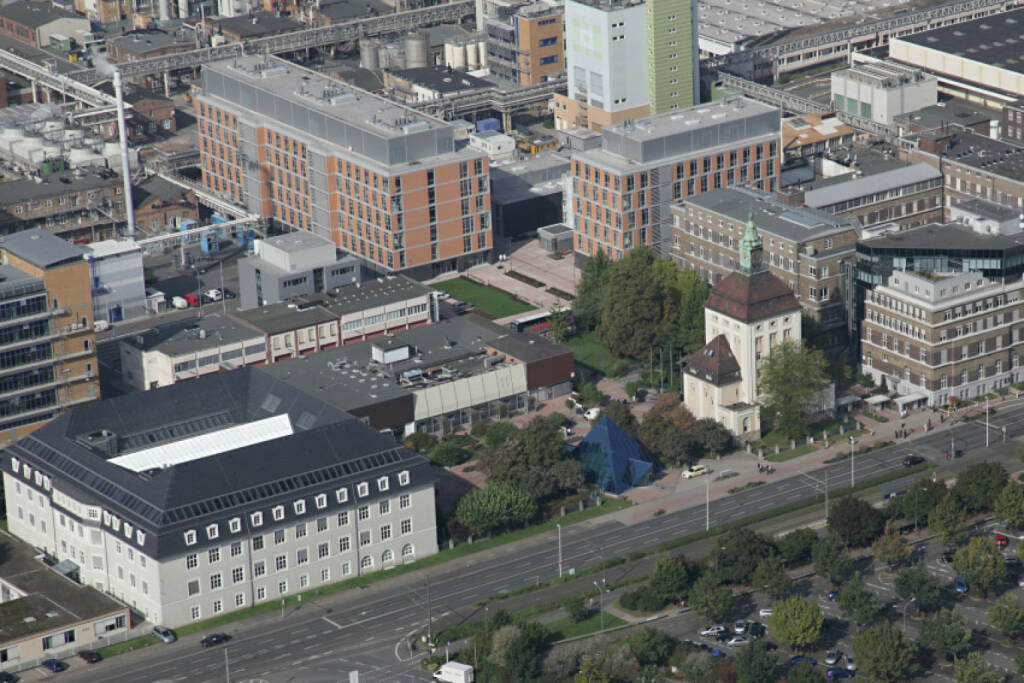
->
[593,580,604,632]
[705,478,711,531]
[557,523,563,578]
[849,435,855,488]
[902,596,916,632]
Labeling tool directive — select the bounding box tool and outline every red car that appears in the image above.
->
[183,294,201,307]
[996,534,1009,548]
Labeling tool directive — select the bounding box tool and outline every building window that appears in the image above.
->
[278,581,288,595]
[293,500,306,515]
[251,511,263,527]
[379,500,390,515]
[321,568,330,582]
[342,562,352,576]
[210,573,222,590]
[380,524,392,541]
[337,511,349,526]
[275,555,287,571]
[206,524,218,540]
[209,548,220,563]
[297,548,309,565]
[295,523,307,539]
[257,586,266,601]
[402,543,415,560]
[235,593,245,607]
[382,549,394,564]
[184,530,197,546]
[232,567,244,584]
[401,519,412,535]
[231,541,242,557]
[186,553,198,570]
[398,471,410,486]
[318,542,329,560]
[187,579,200,596]
[360,556,373,571]
[400,494,411,509]
[191,606,201,620]
[336,488,349,503]
[272,506,285,521]
[315,493,327,509]
[253,535,264,551]
[213,600,223,614]
[339,536,350,552]
[377,476,389,492]
[229,517,241,533]
[254,560,266,577]
[317,517,328,533]
[357,482,369,497]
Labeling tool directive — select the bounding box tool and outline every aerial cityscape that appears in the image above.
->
[2,0,1024,680]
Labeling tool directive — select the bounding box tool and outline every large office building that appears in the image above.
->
[646,0,699,114]
[568,97,781,260]
[860,269,1024,407]
[552,0,650,131]
[0,229,100,446]
[2,369,439,628]
[485,0,564,86]
[671,187,860,347]
[195,55,492,279]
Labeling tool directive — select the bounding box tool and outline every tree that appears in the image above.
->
[994,480,1024,529]
[987,595,1024,638]
[812,532,853,585]
[734,639,778,683]
[428,441,469,467]
[563,595,592,624]
[919,609,972,662]
[766,596,823,651]
[752,555,792,598]
[574,249,610,331]
[484,421,519,448]
[886,478,947,529]
[712,528,778,585]
[828,496,886,547]
[627,628,678,667]
[503,621,550,681]
[838,571,884,626]
[778,528,818,567]
[952,536,1006,596]
[894,563,942,613]
[853,622,916,682]
[951,461,1008,513]
[757,339,829,438]
[678,652,718,683]
[674,267,711,354]
[648,554,696,605]
[954,652,1006,683]
[785,662,826,683]
[597,400,638,437]
[478,415,582,502]
[873,520,911,567]
[599,248,678,359]
[929,493,969,546]
[691,418,734,457]
[549,307,573,342]
[689,572,734,621]
[454,482,538,535]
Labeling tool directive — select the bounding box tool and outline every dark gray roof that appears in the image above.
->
[308,275,433,316]
[0,172,120,207]
[208,11,303,38]
[120,314,263,355]
[681,186,859,243]
[861,221,1024,252]
[804,163,940,208]
[231,301,337,336]
[5,368,432,559]
[953,197,1020,222]
[914,128,1024,181]
[318,0,390,21]
[389,66,494,94]
[0,1,83,29]
[488,331,572,363]
[132,175,191,209]
[1,228,86,268]
[892,98,999,132]
[107,29,193,55]
[897,8,1024,75]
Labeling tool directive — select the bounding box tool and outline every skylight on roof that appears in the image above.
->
[108,414,295,473]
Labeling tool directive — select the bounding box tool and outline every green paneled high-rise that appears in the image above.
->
[646,0,700,113]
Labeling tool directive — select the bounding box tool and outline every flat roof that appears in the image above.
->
[207,11,304,37]
[1,228,86,269]
[835,61,930,87]
[602,97,777,143]
[895,8,1024,75]
[259,230,336,254]
[952,197,1020,222]
[107,29,193,54]
[892,98,999,132]
[231,301,337,336]
[304,275,433,317]
[390,66,494,93]
[804,163,940,208]
[0,532,126,644]
[681,186,860,243]
[860,221,1024,252]
[0,262,44,300]
[782,114,854,148]
[0,1,84,29]
[87,239,141,259]
[121,314,263,356]
[914,128,1024,181]
[318,0,392,21]
[0,172,120,206]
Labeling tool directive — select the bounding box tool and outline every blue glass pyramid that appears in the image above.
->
[573,416,654,494]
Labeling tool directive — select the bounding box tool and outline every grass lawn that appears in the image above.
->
[432,278,534,319]
[569,331,617,373]
[766,443,819,463]
[547,610,628,641]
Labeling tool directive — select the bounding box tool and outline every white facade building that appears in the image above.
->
[86,240,146,324]
[831,62,937,126]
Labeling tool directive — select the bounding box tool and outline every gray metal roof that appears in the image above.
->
[803,163,940,208]
[953,197,1020,222]
[121,314,263,356]
[1,228,86,269]
[309,275,433,317]
[260,231,335,254]
[231,302,337,336]
[0,263,44,300]
[0,172,120,206]
[896,8,1024,75]
[0,1,84,29]
[860,221,1024,252]
[107,29,193,55]
[207,11,304,38]
[681,186,860,243]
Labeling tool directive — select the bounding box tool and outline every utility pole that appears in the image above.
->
[426,575,433,644]
[985,396,990,447]
[224,648,230,683]
[220,260,226,315]
[849,436,855,489]
[557,523,563,578]
[594,580,604,632]
[705,478,710,531]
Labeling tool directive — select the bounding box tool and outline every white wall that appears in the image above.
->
[564,0,648,114]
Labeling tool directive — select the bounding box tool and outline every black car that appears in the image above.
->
[749,622,766,639]
[199,633,231,648]
[78,650,102,663]
[903,455,926,467]
[0,672,17,683]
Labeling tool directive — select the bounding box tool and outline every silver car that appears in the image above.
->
[152,625,177,644]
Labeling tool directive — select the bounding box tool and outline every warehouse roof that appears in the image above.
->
[803,163,940,208]
[895,8,1024,75]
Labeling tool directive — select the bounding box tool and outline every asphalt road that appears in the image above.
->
[38,403,1024,683]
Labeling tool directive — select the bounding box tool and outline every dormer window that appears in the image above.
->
[251,511,264,527]
[336,488,349,503]
[184,530,197,546]
[229,517,242,533]
[315,493,327,509]
[272,505,285,521]
[398,470,410,486]
[294,500,306,515]
[206,524,219,540]
[377,476,389,492]
[357,482,369,497]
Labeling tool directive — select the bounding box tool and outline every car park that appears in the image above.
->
[726,636,748,647]
[759,607,773,618]
[683,464,709,479]
[153,625,177,643]
[199,633,231,648]
[700,625,726,637]
[825,649,842,665]
[954,576,969,593]
[78,651,101,663]
[902,455,925,467]
[733,619,748,634]
[41,660,67,673]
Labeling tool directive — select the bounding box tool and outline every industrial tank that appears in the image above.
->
[466,41,479,70]
[405,32,428,69]
[360,38,380,70]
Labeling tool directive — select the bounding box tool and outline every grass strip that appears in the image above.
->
[431,277,534,318]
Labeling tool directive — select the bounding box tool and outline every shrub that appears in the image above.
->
[562,595,592,624]
[404,432,437,453]
[429,442,470,467]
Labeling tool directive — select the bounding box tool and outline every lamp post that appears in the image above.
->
[705,478,710,531]
[902,596,916,632]
[849,435,855,488]
[593,580,604,632]
[557,523,563,578]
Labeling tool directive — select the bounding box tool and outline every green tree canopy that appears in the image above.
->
[689,572,734,622]
[478,415,582,502]
[919,608,972,662]
[752,555,792,599]
[987,595,1024,639]
[712,528,778,585]
[886,478,947,528]
[626,628,679,667]
[994,480,1024,529]
[599,248,679,359]
[673,267,711,354]
[785,662,826,683]
[872,519,911,568]
[853,621,916,682]
[952,461,1008,513]
[766,595,824,651]
[574,249,610,331]
[778,528,818,567]
[734,639,778,683]
[757,339,829,439]
[455,482,538,535]
[828,496,886,547]
[812,531,853,585]
[894,562,943,613]
[954,652,1006,683]
[838,571,884,626]
[929,493,969,546]
[484,421,519,448]
[647,553,697,605]
[597,400,638,438]
[953,536,1007,596]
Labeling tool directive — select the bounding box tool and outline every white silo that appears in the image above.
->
[477,40,488,68]
[450,42,467,70]
[361,39,380,71]
[405,32,428,69]
[466,41,479,70]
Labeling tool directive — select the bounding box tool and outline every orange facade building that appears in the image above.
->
[195,56,492,277]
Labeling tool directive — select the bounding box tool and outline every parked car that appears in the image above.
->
[788,656,817,667]
[726,636,748,647]
[749,622,766,639]
[183,293,200,307]
[825,649,842,665]
[1018,575,1024,588]
[204,288,223,302]
[883,489,907,500]
[41,660,67,673]
[700,625,726,637]
[152,625,177,643]
[199,633,231,648]
[827,668,854,679]
[940,551,955,564]
[954,576,969,593]
[78,651,102,663]
[683,464,709,479]
[171,296,189,310]
[0,671,17,683]
[733,620,748,634]
[902,455,925,467]
[758,607,773,618]
[846,655,856,671]
[584,407,602,421]
[996,534,1010,548]
[827,589,840,601]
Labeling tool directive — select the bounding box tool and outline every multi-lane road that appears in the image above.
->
[39,402,1024,683]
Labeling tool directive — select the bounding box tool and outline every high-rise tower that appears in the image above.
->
[646,0,699,113]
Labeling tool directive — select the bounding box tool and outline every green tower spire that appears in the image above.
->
[738,209,764,274]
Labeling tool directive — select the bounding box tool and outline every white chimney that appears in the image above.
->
[112,69,136,238]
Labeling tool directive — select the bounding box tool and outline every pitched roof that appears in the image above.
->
[685,334,741,387]
[705,269,801,323]
[573,417,653,495]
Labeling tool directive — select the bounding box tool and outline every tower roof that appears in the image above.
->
[685,334,741,386]
[705,269,801,323]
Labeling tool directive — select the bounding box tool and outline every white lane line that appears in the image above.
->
[322,616,343,630]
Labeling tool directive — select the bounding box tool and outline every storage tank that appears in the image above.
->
[450,42,467,70]
[477,40,488,68]
[466,42,479,70]
[360,38,380,70]
[379,44,405,70]
[405,32,428,69]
